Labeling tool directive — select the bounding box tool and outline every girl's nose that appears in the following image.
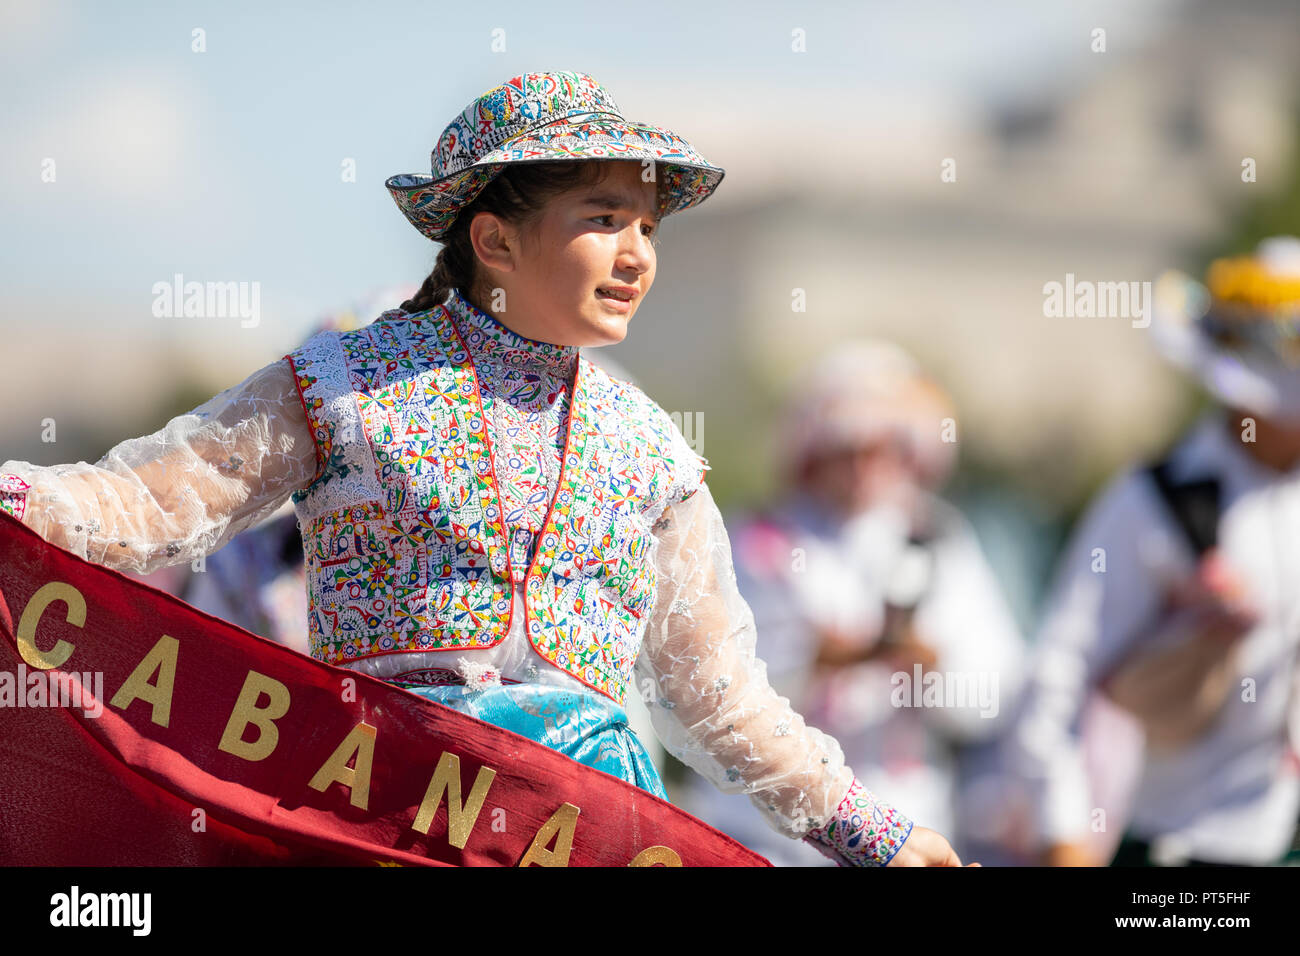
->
[616,223,655,272]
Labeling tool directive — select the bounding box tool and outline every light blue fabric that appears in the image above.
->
[398,682,667,799]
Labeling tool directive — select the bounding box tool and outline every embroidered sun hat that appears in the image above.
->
[1150,236,1300,420]
[385,70,725,242]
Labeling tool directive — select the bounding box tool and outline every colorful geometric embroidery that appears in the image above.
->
[391,667,520,689]
[803,776,914,867]
[0,473,30,522]
[447,295,576,584]
[285,290,708,705]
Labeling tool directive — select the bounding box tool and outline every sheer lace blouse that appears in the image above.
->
[1,330,855,839]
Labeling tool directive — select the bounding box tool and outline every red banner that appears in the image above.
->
[0,512,768,867]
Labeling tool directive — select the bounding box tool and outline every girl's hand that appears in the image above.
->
[886,826,980,867]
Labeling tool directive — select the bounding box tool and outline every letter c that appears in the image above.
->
[17,581,84,670]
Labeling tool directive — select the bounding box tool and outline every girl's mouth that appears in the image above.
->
[596,288,635,312]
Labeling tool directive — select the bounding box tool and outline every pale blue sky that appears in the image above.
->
[0,0,1183,346]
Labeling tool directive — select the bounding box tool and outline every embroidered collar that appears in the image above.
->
[444,287,580,378]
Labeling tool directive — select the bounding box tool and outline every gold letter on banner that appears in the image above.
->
[16,581,84,670]
[411,751,496,849]
[518,802,581,868]
[109,634,180,728]
[308,721,377,810]
[628,846,683,867]
[218,671,290,761]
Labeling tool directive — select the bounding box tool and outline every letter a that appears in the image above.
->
[518,802,581,867]
[110,634,180,728]
[308,721,377,810]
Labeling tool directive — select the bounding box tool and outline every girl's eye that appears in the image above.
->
[590,214,657,237]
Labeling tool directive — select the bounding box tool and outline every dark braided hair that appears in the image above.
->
[400,160,670,315]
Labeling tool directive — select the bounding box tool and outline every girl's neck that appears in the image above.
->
[447,287,579,375]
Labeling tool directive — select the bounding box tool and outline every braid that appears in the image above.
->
[400,246,456,314]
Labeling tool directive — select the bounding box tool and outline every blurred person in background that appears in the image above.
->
[178,286,414,655]
[1013,237,1300,867]
[680,341,1026,864]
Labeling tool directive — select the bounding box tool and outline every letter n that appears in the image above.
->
[411,751,496,849]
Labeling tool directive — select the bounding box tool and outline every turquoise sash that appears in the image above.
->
[397,682,667,799]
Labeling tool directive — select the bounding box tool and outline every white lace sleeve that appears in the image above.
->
[0,357,317,575]
[635,481,915,865]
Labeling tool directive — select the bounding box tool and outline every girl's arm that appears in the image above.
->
[0,357,318,575]
[635,480,963,866]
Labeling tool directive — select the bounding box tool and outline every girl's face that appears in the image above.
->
[468,161,659,347]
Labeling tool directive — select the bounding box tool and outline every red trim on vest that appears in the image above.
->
[283,353,325,486]
[439,308,620,702]
[440,305,530,646]
[522,360,615,699]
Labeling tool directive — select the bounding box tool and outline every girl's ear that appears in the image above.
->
[468,211,519,275]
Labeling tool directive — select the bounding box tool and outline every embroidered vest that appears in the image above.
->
[284,302,706,705]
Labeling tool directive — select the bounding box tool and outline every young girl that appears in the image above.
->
[0,70,968,867]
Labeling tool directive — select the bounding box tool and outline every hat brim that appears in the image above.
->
[386,115,724,241]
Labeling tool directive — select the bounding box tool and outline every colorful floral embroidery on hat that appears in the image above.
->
[385,70,723,241]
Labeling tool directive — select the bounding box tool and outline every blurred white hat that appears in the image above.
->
[1150,236,1300,420]
[776,340,956,488]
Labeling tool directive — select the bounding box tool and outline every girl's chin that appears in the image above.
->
[584,313,630,345]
